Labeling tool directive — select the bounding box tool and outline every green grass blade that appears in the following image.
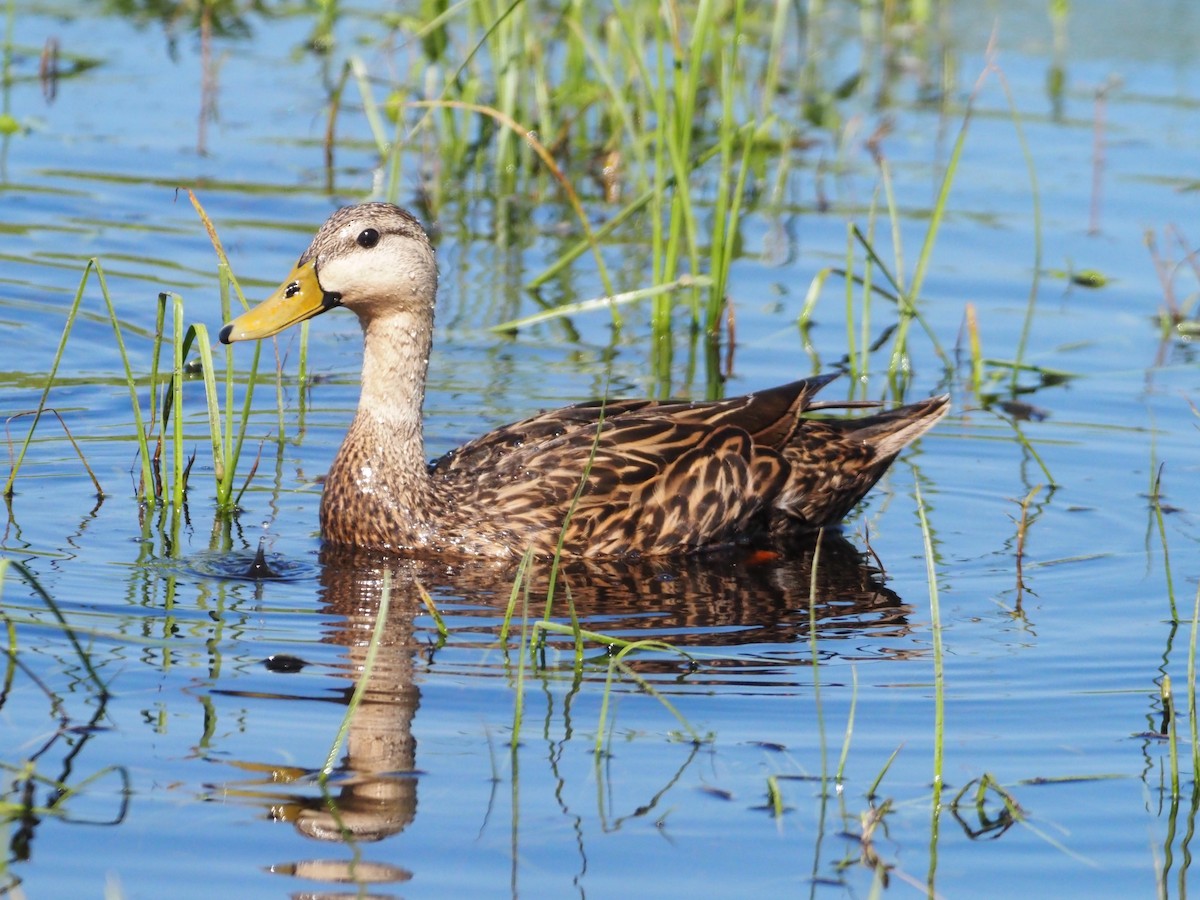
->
[183,322,226,500]
[4,260,92,497]
[94,262,154,499]
[915,479,945,890]
[490,276,711,332]
[168,294,187,512]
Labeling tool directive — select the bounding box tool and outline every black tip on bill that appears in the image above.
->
[218,323,234,344]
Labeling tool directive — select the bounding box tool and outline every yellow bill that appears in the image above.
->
[219,260,340,344]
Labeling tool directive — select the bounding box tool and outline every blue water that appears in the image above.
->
[2,1,1200,897]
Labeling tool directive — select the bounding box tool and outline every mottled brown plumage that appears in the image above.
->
[220,203,949,559]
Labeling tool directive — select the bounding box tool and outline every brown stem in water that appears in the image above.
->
[1013,484,1043,613]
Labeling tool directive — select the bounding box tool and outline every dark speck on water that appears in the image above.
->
[264,655,308,673]
[996,400,1050,422]
[751,741,788,752]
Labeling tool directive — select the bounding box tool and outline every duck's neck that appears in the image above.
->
[354,309,433,475]
[321,307,437,549]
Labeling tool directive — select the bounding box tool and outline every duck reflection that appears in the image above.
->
[288,584,420,847]
[230,531,913,886]
[318,528,913,654]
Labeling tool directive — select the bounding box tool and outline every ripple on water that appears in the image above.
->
[185,546,320,582]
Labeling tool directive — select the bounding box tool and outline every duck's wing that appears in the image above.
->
[654,380,949,529]
[431,416,787,557]
[429,380,841,556]
[431,374,840,479]
[652,374,840,446]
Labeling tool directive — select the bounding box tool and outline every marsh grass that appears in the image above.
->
[1151,463,1178,623]
[416,579,448,646]
[499,557,710,756]
[2,202,269,535]
[992,64,1045,391]
[1149,457,1200,805]
[914,480,944,890]
[1010,483,1044,615]
[1188,581,1200,783]
[498,551,536,755]
[806,528,833,795]
[592,639,707,751]
[798,49,1045,397]
[333,1,808,393]
[794,531,905,885]
[147,295,218,511]
[186,190,268,512]
[1,259,183,506]
[4,408,101,497]
[1147,226,1200,339]
[1163,674,1181,799]
[4,261,108,499]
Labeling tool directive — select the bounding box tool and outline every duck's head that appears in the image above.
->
[219,203,437,344]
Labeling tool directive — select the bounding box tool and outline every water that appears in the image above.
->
[3,1,1200,896]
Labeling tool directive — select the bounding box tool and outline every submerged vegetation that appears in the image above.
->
[1,0,1199,896]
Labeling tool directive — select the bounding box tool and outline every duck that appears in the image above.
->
[219,203,950,559]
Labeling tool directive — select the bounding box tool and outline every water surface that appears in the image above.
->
[2,1,1199,896]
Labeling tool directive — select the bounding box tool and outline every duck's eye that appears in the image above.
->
[356,228,381,249]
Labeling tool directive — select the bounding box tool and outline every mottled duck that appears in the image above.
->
[220,203,949,559]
